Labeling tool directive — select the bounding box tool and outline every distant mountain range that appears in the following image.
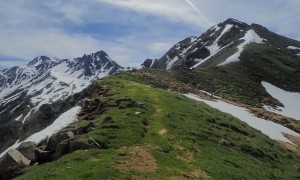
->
[0,50,123,154]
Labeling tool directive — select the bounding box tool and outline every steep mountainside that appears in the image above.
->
[0,51,123,154]
[14,71,300,179]
[142,18,300,70]
[142,19,300,116]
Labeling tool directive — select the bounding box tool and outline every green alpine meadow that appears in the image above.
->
[16,71,300,179]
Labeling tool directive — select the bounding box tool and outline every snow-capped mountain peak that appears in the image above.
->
[0,50,123,154]
[27,56,59,67]
[72,50,121,77]
[28,56,50,65]
[143,18,300,70]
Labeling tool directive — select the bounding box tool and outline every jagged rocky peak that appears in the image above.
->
[223,18,249,27]
[72,50,123,76]
[204,18,248,37]
[81,50,113,66]
[27,56,60,72]
[27,56,57,66]
[92,50,109,59]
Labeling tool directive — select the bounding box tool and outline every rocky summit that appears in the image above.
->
[1,19,300,179]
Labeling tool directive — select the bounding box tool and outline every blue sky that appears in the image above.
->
[0,0,299,67]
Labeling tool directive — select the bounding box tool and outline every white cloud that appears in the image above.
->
[44,1,87,23]
[0,60,27,68]
[0,28,94,59]
[0,0,209,67]
[149,42,173,55]
[0,0,299,68]
[97,0,214,28]
[194,0,300,41]
[0,27,150,67]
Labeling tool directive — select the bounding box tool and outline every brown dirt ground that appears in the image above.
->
[131,175,152,180]
[283,133,300,147]
[158,129,167,135]
[116,146,157,172]
[277,140,300,156]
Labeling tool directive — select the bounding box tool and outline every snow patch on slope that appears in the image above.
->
[0,106,81,158]
[262,81,300,121]
[184,93,300,144]
[166,56,179,70]
[191,43,233,69]
[206,24,233,54]
[26,106,81,143]
[210,24,221,32]
[150,59,155,68]
[287,46,300,50]
[218,30,264,66]
[165,36,199,70]
[15,114,23,121]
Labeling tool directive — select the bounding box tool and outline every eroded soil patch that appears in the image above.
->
[116,146,157,172]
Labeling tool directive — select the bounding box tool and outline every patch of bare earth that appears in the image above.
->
[176,151,194,162]
[155,108,161,113]
[116,146,157,172]
[170,169,209,179]
[159,129,167,135]
[277,141,300,155]
[191,169,209,179]
[283,133,300,147]
[131,175,152,180]
[276,133,300,155]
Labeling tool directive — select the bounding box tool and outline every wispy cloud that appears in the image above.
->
[183,0,211,27]
[98,0,214,28]
[149,42,174,55]
[0,60,27,68]
[0,0,299,68]
[0,0,207,67]
[193,0,300,39]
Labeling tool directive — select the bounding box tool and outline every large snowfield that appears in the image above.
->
[0,106,81,158]
[262,81,300,121]
[184,93,300,144]
[218,29,264,66]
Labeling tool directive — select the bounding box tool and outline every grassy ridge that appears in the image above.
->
[18,72,300,179]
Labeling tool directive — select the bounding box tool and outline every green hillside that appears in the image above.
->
[17,72,300,180]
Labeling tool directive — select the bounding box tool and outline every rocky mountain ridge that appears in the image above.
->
[0,50,123,155]
[143,18,300,108]
[142,18,300,70]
